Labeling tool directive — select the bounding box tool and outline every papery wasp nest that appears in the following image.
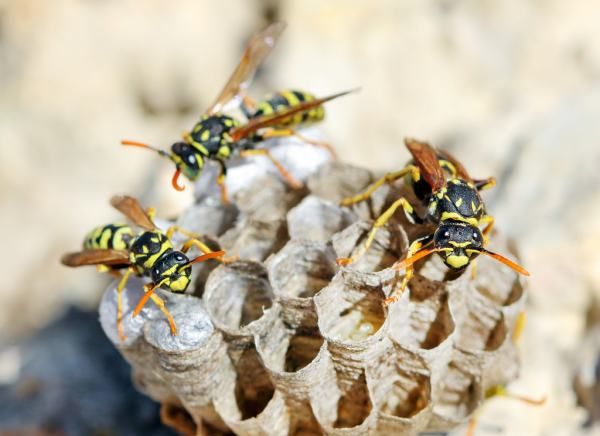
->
[58,21,531,436]
[97,143,528,435]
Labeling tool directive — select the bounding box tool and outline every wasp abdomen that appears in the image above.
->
[252,90,325,127]
[84,223,134,251]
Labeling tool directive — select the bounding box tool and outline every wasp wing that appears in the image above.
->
[110,195,155,231]
[404,138,447,191]
[61,249,131,267]
[437,148,472,181]
[207,22,286,115]
[230,88,357,142]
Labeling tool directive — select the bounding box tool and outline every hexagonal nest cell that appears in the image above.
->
[99,157,527,435]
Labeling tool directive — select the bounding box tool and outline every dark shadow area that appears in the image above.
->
[0,307,174,436]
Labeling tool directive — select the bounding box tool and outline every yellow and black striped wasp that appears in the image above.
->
[61,195,226,340]
[337,138,529,305]
[122,22,355,202]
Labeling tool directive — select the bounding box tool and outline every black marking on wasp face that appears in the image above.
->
[430,179,485,223]
[171,141,202,180]
[151,250,192,293]
[433,222,484,270]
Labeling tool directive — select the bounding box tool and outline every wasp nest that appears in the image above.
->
[99,152,526,435]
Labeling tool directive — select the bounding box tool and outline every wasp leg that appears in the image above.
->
[261,127,337,159]
[473,177,496,191]
[145,207,156,221]
[480,215,495,244]
[115,268,134,341]
[147,290,178,335]
[239,149,303,189]
[384,234,434,305]
[340,166,419,207]
[216,159,229,204]
[182,131,192,143]
[337,197,421,266]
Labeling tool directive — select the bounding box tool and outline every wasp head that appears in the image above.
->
[170,141,203,181]
[433,222,483,270]
[151,250,192,293]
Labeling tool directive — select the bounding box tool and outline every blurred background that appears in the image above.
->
[2,0,600,434]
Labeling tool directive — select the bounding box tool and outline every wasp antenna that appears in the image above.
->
[481,249,530,276]
[394,248,441,270]
[186,250,227,267]
[171,169,186,191]
[132,278,168,318]
[121,139,170,158]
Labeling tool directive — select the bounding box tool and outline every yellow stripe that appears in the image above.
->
[440,212,478,226]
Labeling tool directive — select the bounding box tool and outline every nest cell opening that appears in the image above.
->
[333,369,373,429]
[390,276,455,350]
[205,261,274,331]
[317,277,387,343]
[380,371,430,419]
[269,241,337,299]
[257,317,325,374]
[234,348,276,420]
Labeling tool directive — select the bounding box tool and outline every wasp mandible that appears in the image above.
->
[337,138,529,305]
[61,195,227,340]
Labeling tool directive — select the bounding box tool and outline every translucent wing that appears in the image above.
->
[207,22,286,114]
[404,138,447,191]
[437,148,472,181]
[230,89,357,142]
[61,249,131,267]
[110,195,155,231]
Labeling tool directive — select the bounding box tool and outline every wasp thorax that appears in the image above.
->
[433,222,483,270]
[171,141,202,180]
[151,250,192,293]
[430,179,484,222]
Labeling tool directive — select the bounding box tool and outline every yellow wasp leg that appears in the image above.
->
[216,173,229,204]
[340,165,419,207]
[261,127,337,159]
[337,197,419,266]
[145,207,156,222]
[239,149,303,190]
[474,177,496,192]
[165,226,210,246]
[384,234,434,306]
[480,214,495,246]
[115,268,134,342]
[146,288,177,336]
[181,131,192,143]
[471,214,496,278]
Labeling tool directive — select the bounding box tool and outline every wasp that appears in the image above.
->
[337,138,529,305]
[61,195,226,340]
[122,22,355,202]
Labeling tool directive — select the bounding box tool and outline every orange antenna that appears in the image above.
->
[132,278,168,318]
[394,248,441,270]
[171,168,186,191]
[481,249,530,276]
[188,250,226,266]
[121,139,171,159]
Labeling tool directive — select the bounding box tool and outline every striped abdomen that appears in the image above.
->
[83,223,134,251]
[251,90,325,127]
